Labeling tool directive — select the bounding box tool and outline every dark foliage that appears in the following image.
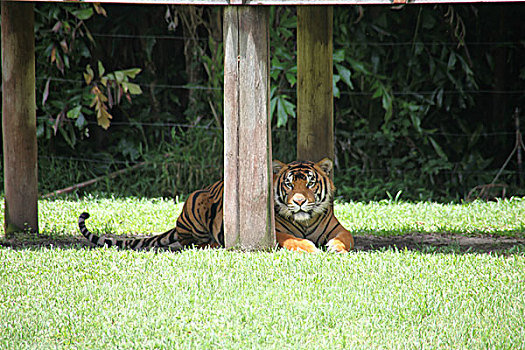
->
[2,4,524,201]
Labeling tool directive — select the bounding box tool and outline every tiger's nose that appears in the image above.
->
[292,193,306,206]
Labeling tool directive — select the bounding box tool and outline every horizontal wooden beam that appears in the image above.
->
[8,0,525,5]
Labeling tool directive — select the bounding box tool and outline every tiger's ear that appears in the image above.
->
[316,158,333,176]
[272,160,286,175]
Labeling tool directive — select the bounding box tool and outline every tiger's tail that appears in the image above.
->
[78,212,183,250]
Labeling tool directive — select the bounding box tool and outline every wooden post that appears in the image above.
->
[223,6,275,250]
[1,1,39,236]
[297,6,334,165]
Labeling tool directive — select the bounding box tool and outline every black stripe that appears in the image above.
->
[176,220,193,233]
[276,216,306,238]
[78,212,104,246]
[208,201,221,235]
[217,225,225,246]
[307,215,324,233]
[180,210,203,234]
[191,190,206,210]
[313,219,338,246]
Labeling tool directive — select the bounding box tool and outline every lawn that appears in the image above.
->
[1,196,525,349]
[4,195,525,239]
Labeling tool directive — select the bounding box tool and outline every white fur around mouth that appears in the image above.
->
[293,211,311,222]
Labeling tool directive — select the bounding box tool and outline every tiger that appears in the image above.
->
[78,158,354,253]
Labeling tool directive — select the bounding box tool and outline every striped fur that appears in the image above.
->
[78,159,354,253]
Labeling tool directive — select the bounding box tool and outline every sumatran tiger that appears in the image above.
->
[78,158,354,253]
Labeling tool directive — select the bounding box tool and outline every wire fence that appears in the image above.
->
[38,155,516,176]
[55,120,516,134]
[36,114,519,138]
[36,76,525,96]
[88,31,525,47]
[37,127,522,174]
[35,117,524,200]
[32,30,524,198]
[37,31,525,95]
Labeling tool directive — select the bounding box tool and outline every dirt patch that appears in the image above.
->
[2,233,525,254]
[0,235,87,250]
[355,233,525,254]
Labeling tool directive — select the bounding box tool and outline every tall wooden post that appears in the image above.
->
[297,6,334,165]
[1,1,39,236]
[223,6,275,250]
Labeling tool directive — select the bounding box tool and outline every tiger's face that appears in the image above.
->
[273,158,335,223]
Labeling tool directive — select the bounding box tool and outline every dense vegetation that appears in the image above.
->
[2,3,524,201]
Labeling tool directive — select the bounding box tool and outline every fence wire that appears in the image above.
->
[39,154,517,178]
[36,76,525,96]
[34,31,524,196]
[89,31,525,47]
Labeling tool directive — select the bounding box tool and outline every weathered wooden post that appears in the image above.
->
[1,1,39,236]
[297,6,334,165]
[223,6,275,250]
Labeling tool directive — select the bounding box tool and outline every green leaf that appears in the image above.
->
[436,88,444,107]
[333,75,340,98]
[84,65,94,84]
[58,125,76,149]
[382,93,393,122]
[121,68,142,79]
[75,114,86,129]
[429,136,448,160]
[66,105,82,119]
[114,71,125,83]
[270,96,278,122]
[335,64,353,89]
[276,97,288,128]
[124,82,142,95]
[279,14,296,28]
[333,49,345,63]
[271,57,285,71]
[98,61,105,77]
[410,114,422,133]
[371,82,382,99]
[282,97,296,118]
[285,72,296,87]
[376,85,393,123]
[447,52,456,70]
[36,124,45,138]
[71,8,94,21]
[348,58,370,75]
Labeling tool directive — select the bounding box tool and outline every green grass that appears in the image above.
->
[335,197,525,237]
[1,248,524,349]
[19,195,525,238]
[37,195,185,237]
[1,196,525,349]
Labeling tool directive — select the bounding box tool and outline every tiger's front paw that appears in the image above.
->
[326,238,349,253]
[283,238,320,253]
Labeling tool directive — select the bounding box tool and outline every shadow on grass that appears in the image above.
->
[354,232,525,255]
[2,231,525,256]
